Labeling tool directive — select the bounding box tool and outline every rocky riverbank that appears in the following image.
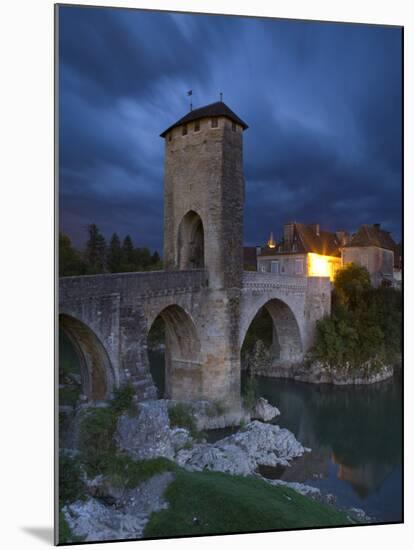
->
[255,360,394,385]
[60,397,365,543]
[246,341,396,385]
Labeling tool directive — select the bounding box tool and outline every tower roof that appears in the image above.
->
[160,101,248,137]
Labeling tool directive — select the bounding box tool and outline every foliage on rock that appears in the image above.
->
[313,263,402,371]
[168,403,199,438]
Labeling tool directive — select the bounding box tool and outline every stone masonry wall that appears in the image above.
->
[163,116,244,290]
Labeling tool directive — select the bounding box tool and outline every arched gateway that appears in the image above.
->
[177,211,205,270]
[59,101,331,415]
[148,305,202,400]
[59,313,114,401]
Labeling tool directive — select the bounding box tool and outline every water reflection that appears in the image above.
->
[148,349,402,521]
[255,373,402,522]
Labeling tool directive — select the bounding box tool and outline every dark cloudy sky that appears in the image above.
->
[59,5,402,253]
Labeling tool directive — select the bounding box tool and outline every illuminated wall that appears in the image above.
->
[307,253,341,281]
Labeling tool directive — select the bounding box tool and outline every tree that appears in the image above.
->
[151,250,163,270]
[59,232,85,276]
[85,224,107,274]
[333,262,372,310]
[135,247,152,268]
[107,233,122,273]
[121,235,135,271]
[313,264,401,369]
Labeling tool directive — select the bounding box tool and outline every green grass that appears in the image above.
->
[100,455,175,489]
[144,469,351,538]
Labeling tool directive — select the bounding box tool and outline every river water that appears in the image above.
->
[254,372,402,523]
[148,349,402,522]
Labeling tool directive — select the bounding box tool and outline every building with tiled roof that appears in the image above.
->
[342,223,398,287]
[257,222,344,281]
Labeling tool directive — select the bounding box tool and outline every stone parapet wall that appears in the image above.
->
[60,269,208,303]
[242,271,308,293]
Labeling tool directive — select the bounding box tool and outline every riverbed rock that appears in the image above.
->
[265,478,336,505]
[63,471,174,542]
[170,399,251,431]
[176,421,308,475]
[255,359,394,385]
[346,507,372,523]
[252,397,280,422]
[115,400,191,460]
[264,478,372,522]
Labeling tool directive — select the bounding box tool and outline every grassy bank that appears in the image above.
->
[144,468,351,538]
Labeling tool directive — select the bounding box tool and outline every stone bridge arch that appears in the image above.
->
[147,304,202,400]
[177,210,205,269]
[240,296,304,367]
[59,313,115,401]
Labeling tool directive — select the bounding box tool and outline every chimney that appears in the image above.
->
[310,223,320,237]
[373,223,381,229]
[336,231,350,246]
[284,222,295,245]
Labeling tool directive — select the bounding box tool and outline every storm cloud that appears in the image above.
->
[58,6,402,252]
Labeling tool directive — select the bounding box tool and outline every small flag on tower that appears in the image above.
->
[187,90,193,96]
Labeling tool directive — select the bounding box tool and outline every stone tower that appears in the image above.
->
[161,101,248,289]
[160,101,248,408]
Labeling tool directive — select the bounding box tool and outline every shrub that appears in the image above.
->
[111,383,136,414]
[59,451,85,505]
[168,403,198,438]
[243,374,258,412]
[333,263,372,310]
[105,455,175,488]
[205,400,227,418]
[78,406,118,476]
[313,273,401,370]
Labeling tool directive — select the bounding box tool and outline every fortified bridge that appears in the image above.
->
[59,101,330,411]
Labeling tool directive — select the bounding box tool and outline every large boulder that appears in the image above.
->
[115,400,191,461]
[176,442,252,476]
[252,397,280,422]
[63,472,174,542]
[176,421,308,475]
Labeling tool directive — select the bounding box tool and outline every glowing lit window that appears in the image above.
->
[308,253,331,279]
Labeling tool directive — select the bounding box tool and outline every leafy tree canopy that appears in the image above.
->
[313,264,401,369]
[59,225,163,276]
